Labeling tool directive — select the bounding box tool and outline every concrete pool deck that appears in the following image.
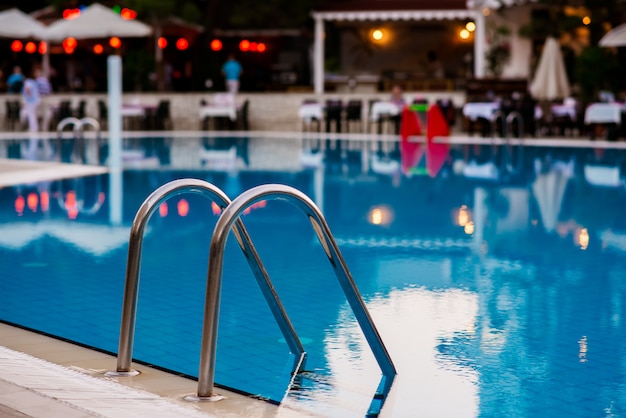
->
[0,323,322,418]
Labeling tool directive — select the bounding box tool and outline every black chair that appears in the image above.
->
[345,100,362,133]
[5,100,20,130]
[324,99,343,133]
[74,100,86,119]
[58,100,73,121]
[236,99,250,130]
[97,100,108,130]
[155,100,172,130]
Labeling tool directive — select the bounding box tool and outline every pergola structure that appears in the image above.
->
[311,0,502,93]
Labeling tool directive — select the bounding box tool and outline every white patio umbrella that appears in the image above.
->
[529,37,571,101]
[43,3,152,41]
[0,8,47,38]
[599,23,626,47]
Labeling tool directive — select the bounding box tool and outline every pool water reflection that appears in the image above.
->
[1,135,626,417]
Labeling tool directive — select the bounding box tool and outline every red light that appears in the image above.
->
[27,193,38,212]
[120,8,137,20]
[239,39,250,51]
[257,42,266,52]
[25,42,36,54]
[159,202,168,217]
[109,37,122,48]
[93,44,104,54]
[11,40,22,52]
[63,8,81,20]
[64,46,75,54]
[15,196,24,215]
[38,41,47,54]
[68,208,78,219]
[210,39,222,51]
[250,42,258,52]
[177,199,189,217]
[63,37,77,49]
[176,38,188,50]
[40,191,49,212]
[158,37,167,49]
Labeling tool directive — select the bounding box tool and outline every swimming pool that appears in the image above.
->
[2,133,626,417]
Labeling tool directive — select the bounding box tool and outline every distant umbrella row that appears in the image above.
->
[0,3,151,42]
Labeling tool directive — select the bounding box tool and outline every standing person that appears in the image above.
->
[222,53,242,93]
[7,65,24,93]
[21,71,45,160]
[34,68,52,96]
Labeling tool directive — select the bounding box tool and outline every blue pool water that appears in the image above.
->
[2,135,626,417]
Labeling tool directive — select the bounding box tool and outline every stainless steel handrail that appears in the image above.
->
[108,179,304,377]
[56,117,102,164]
[195,184,396,407]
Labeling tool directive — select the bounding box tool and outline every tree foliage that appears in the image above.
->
[228,0,320,28]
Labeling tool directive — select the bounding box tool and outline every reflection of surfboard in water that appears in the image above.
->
[399,104,451,177]
[399,106,424,175]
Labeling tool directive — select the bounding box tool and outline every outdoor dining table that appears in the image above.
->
[462,102,500,121]
[584,103,626,125]
[298,103,323,122]
[369,101,401,122]
[121,103,157,130]
[199,104,238,121]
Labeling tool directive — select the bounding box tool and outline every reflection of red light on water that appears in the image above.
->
[27,193,38,212]
[40,191,49,212]
[98,192,105,203]
[15,196,25,215]
[211,201,221,215]
[177,199,189,217]
[65,191,78,219]
[65,191,76,210]
[159,202,168,217]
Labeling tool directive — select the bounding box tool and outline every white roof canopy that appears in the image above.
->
[312,9,476,21]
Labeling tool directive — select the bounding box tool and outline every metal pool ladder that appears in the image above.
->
[56,117,102,164]
[109,180,396,416]
[191,183,396,415]
[108,179,305,378]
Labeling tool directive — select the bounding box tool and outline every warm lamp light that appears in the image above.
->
[466,21,476,32]
[239,39,250,51]
[460,29,471,40]
[25,42,36,54]
[11,40,22,52]
[257,42,266,52]
[93,44,104,54]
[210,39,222,51]
[158,37,167,49]
[250,42,258,52]
[371,29,384,41]
[176,38,189,50]
[38,41,47,54]
[582,16,591,25]
[63,37,77,49]
[120,8,137,20]
[109,37,122,48]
